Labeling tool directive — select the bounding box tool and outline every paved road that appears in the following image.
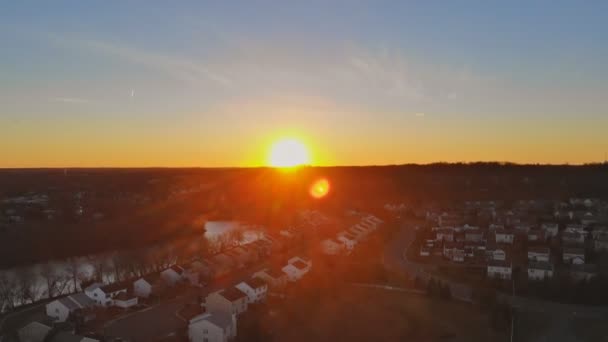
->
[384,222,608,318]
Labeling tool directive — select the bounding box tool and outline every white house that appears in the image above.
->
[188,312,237,342]
[419,246,430,257]
[18,321,99,342]
[337,232,357,252]
[235,278,268,304]
[85,282,128,307]
[563,248,585,264]
[491,248,507,261]
[487,260,512,280]
[565,224,585,235]
[494,230,514,244]
[321,239,344,255]
[527,230,545,242]
[113,292,138,309]
[436,228,454,242]
[514,224,532,233]
[541,223,559,237]
[593,235,608,251]
[527,246,550,263]
[253,267,288,288]
[133,273,164,298]
[281,256,312,282]
[161,265,185,286]
[205,288,248,316]
[562,232,585,245]
[465,231,484,243]
[46,293,95,322]
[528,262,554,281]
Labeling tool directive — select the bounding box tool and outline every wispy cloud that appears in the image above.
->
[48,33,232,87]
[51,97,89,104]
[415,112,425,117]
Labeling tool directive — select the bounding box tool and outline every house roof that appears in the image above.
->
[247,277,267,289]
[142,273,162,284]
[220,287,247,302]
[18,321,52,341]
[192,312,233,330]
[170,265,185,275]
[563,247,585,255]
[528,246,550,254]
[58,296,81,311]
[488,260,511,268]
[265,267,285,279]
[291,260,309,270]
[114,292,137,301]
[528,261,553,271]
[51,331,89,342]
[100,282,128,294]
[71,292,94,307]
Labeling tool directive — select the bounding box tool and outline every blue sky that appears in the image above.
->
[1,1,607,166]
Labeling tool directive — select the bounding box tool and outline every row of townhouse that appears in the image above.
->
[188,256,312,342]
[321,215,384,255]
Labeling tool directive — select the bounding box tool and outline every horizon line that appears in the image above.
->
[1,161,607,170]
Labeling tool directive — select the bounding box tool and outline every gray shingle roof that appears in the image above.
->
[203,312,233,330]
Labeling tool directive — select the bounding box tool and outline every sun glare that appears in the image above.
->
[310,178,330,198]
[268,139,310,167]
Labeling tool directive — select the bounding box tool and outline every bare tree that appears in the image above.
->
[40,263,61,299]
[14,269,43,305]
[0,273,17,311]
[65,258,81,292]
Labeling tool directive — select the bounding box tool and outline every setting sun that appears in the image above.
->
[268,139,310,167]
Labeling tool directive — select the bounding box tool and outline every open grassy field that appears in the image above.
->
[240,286,507,342]
[513,310,608,342]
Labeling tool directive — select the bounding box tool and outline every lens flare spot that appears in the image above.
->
[310,178,330,199]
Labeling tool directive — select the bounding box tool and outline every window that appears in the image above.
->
[94,293,97,297]
[55,308,59,313]
[203,329,208,334]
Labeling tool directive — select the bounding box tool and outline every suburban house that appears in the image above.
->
[205,288,248,316]
[85,282,128,307]
[527,246,551,262]
[321,238,344,255]
[235,278,268,304]
[436,228,454,242]
[563,248,585,264]
[488,247,507,261]
[565,224,585,235]
[464,231,484,242]
[18,321,100,342]
[443,242,465,262]
[528,261,554,281]
[494,229,514,244]
[527,230,545,242]
[133,273,164,298]
[568,264,597,281]
[281,256,312,282]
[594,235,608,251]
[161,265,185,286]
[46,293,95,322]
[487,260,512,280]
[253,267,288,288]
[188,312,237,342]
[419,246,431,257]
[337,232,357,252]
[541,223,559,237]
[514,224,532,233]
[562,231,585,245]
[113,292,138,309]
